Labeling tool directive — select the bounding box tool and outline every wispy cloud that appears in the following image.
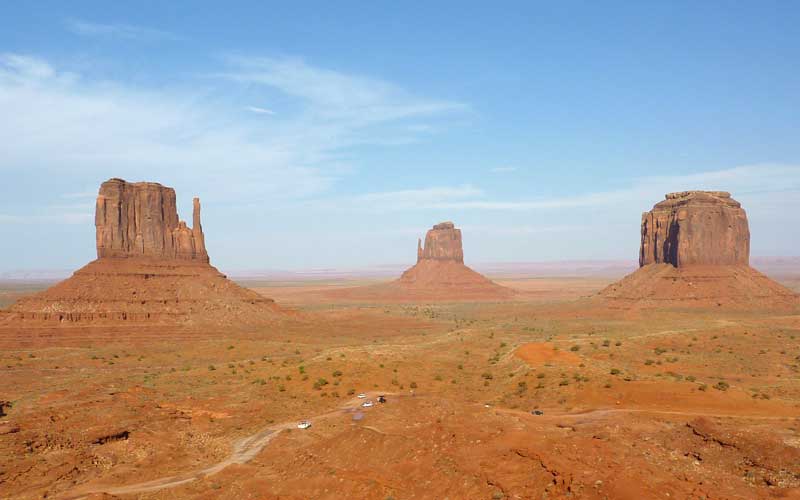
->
[0,52,468,215]
[342,164,800,212]
[65,18,181,41]
[217,55,468,125]
[246,105,276,115]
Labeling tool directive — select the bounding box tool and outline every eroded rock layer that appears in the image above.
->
[599,264,798,310]
[639,191,749,268]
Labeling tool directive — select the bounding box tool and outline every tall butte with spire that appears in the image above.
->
[600,191,797,309]
[2,178,279,325]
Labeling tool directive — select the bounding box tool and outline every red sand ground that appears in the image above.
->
[1,273,799,499]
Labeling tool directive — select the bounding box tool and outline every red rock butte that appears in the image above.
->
[639,191,749,268]
[95,178,209,262]
[332,221,513,301]
[601,191,797,309]
[0,178,280,325]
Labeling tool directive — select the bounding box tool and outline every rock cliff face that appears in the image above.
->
[95,179,209,262]
[639,191,749,268]
[417,221,464,263]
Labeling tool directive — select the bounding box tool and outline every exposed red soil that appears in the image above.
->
[515,342,582,366]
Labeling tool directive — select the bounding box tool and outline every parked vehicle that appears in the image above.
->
[378,395,386,403]
[357,393,367,399]
[531,410,544,416]
[297,420,312,429]
[361,400,374,408]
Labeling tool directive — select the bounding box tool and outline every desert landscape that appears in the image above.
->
[1,182,799,500]
[2,5,800,499]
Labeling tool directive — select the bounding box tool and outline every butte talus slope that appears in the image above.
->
[600,191,798,309]
[334,222,513,301]
[1,179,279,325]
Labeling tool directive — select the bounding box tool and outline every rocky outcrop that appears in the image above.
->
[417,221,464,263]
[600,190,798,310]
[639,191,749,268]
[331,221,512,301]
[2,179,282,325]
[95,179,208,262]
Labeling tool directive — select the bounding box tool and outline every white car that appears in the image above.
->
[361,400,374,408]
[297,420,312,429]
[357,393,367,399]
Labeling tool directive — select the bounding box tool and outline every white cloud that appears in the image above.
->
[0,53,465,209]
[246,105,276,115]
[217,56,468,125]
[65,19,181,41]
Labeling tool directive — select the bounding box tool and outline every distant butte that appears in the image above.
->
[1,179,280,325]
[600,191,798,309]
[332,221,514,301]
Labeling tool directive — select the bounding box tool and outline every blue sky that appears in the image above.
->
[1,1,799,272]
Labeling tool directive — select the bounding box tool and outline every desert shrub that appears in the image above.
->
[481,372,493,380]
[536,373,545,379]
[410,381,418,389]
[602,339,610,347]
[313,378,329,390]
[615,341,622,346]
[279,385,286,392]
[559,379,569,386]
[610,368,621,375]
[713,381,729,391]
[332,370,343,377]
[644,359,654,366]
[347,388,355,395]
[434,374,443,381]
[570,345,580,352]
[208,365,216,371]
[685,375,696,382]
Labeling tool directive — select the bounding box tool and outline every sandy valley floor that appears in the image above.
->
[1,276,799,499]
